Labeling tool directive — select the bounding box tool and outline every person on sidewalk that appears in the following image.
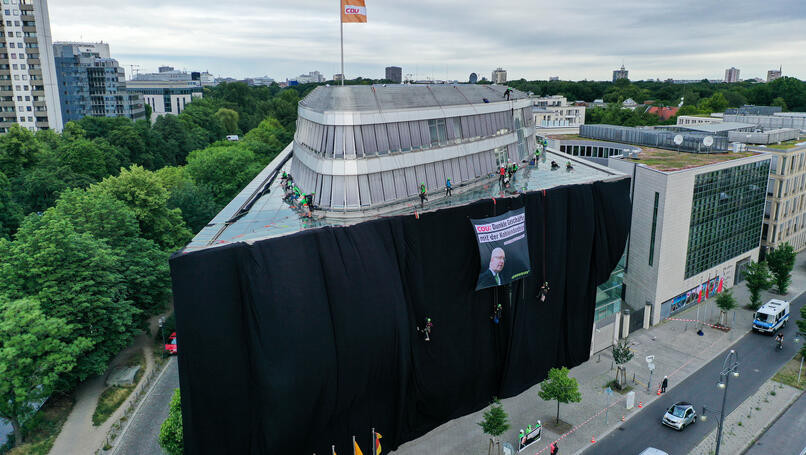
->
[550,441,559,454]
[661,376,668,393]
[445,178,452,197]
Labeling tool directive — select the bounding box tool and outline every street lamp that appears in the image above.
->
[703,349,739,455]
[158,317,166,359]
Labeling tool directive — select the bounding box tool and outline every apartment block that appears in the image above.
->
[0,0,62,132]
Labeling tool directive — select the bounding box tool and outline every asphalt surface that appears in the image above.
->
[745,390,806,455]
[583,292,805,455]
[112,357,179,455]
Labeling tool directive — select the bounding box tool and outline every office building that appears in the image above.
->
[726,105,782,116]
[549,76,560,81]
[608,150,771,325]
[126,79,202,122]
[191,71,216,87]
[0,0,62,133]
[385,66,402,83]
[53,42,145,123]
[724,67,741,83]
[291,71,324,84]
[767,68,782,82]
[532,95,585,129]
[724,113,806,132]
[612,65,628,82]
[759,143,806,255]
[249,76,275,86]
[133,66,191,82]
[289,84,535,212]
[677,115,724,126]
[491,67,506,84]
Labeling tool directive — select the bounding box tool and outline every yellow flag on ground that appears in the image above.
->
[354,440,364,455]
[375,432,382,455]
[341,0,367,23]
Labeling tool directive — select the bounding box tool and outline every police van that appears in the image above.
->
[752,299,790,334]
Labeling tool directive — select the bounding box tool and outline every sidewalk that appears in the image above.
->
[49,315,165,455]
[392,252,806,455]
[690,380,802,455]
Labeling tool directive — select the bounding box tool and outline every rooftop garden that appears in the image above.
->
[624,148,756,172]
[763,139,806,150]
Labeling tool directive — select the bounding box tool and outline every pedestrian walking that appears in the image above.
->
[550,441,559,454]
[445,178,452,197]
[661,376,668,393]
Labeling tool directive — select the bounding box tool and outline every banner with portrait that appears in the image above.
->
[471,207,531,291]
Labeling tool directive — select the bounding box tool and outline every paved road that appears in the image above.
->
[745,390,806,455]
[584,293,805,455]
[112,357,179,455]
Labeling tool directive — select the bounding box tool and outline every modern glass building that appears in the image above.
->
[53,42,145,122]
[608,149,772,326]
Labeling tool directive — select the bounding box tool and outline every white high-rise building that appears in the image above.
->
[491,67,507,84]
[724,67,741,83]
[1,0,63,133]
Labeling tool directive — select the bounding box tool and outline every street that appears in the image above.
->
[111,357,179,455]
[745,390,806,455]
[583,292,805,455]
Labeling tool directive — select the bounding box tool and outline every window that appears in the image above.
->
[649,192,659,266]
[427,118,447,145]
[450,117,462,142]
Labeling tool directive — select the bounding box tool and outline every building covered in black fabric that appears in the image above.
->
[171,96,632,454]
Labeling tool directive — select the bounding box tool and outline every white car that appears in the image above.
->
[662,401,697,430]
[638,449,669,455]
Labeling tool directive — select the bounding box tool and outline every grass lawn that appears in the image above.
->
[624,148,755,172]
[91,351,146,426]
[764,139,806,150]
[772,353,805,390]
[1,394,74,455]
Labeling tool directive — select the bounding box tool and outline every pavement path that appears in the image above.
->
[583,292,806,455]
[110,357,178,455]
[49,316,164,455]
[744,389,806,455]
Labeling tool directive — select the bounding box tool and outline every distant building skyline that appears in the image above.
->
[612,65,629,82]
[725,67,741,83]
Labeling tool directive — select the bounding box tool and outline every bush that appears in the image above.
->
[159,389,183,455]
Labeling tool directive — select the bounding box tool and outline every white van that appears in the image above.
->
[226,135,239,141]
[752,299,790,334]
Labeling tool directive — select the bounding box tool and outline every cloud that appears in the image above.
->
[48,0,806,82]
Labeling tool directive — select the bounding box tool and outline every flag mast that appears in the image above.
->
[339,0,344,86]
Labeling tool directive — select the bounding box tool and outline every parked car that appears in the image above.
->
[662,401,697,430]
[165,332,177,355]
[752,299,790,334]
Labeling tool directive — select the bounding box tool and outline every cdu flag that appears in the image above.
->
[341,0,367,23]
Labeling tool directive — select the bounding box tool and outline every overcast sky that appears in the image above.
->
[49,0,806,82]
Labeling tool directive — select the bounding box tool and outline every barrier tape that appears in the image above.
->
[666,317,724,330]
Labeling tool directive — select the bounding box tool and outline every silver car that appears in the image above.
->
[662,402,697,430]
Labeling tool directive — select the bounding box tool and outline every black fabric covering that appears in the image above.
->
[170,178,631,455]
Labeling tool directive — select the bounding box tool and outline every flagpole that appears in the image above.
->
[371,428,375,454]
[339,0,344,85]
[352,436,356,455]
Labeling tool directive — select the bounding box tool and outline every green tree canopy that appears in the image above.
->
[185,145,264,206]
[0,297,91,447]
[478,397,510,438]
[215,107,240,134]
[744,260,771,310]
[159,389,184,455]
[538,367,582,424]
[767,243,796,295]
[89,165,192,250]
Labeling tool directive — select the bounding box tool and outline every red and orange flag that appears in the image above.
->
[341,0,367,23]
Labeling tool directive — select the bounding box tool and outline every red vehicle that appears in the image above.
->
[165,332,177,355]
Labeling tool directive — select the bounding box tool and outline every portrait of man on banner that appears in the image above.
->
[471,207,531,291]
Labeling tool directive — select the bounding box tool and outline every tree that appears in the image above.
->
[214,107,240,134]
[538,367,582,424]
[0,124,44,178]
[0,216,137,385]
[771,97,787,111]
[167,179,221,233]
[767,243,796,294]
[0,170,22,238]
[89,165,192,250]
[159,389,184,455]
[612,339,633,389]
[744,260,771,310]
[0,297,91,446]
[798,306,806,359]
[715,290,736,327]
[478,397,509,455]
[185,145,264,206]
